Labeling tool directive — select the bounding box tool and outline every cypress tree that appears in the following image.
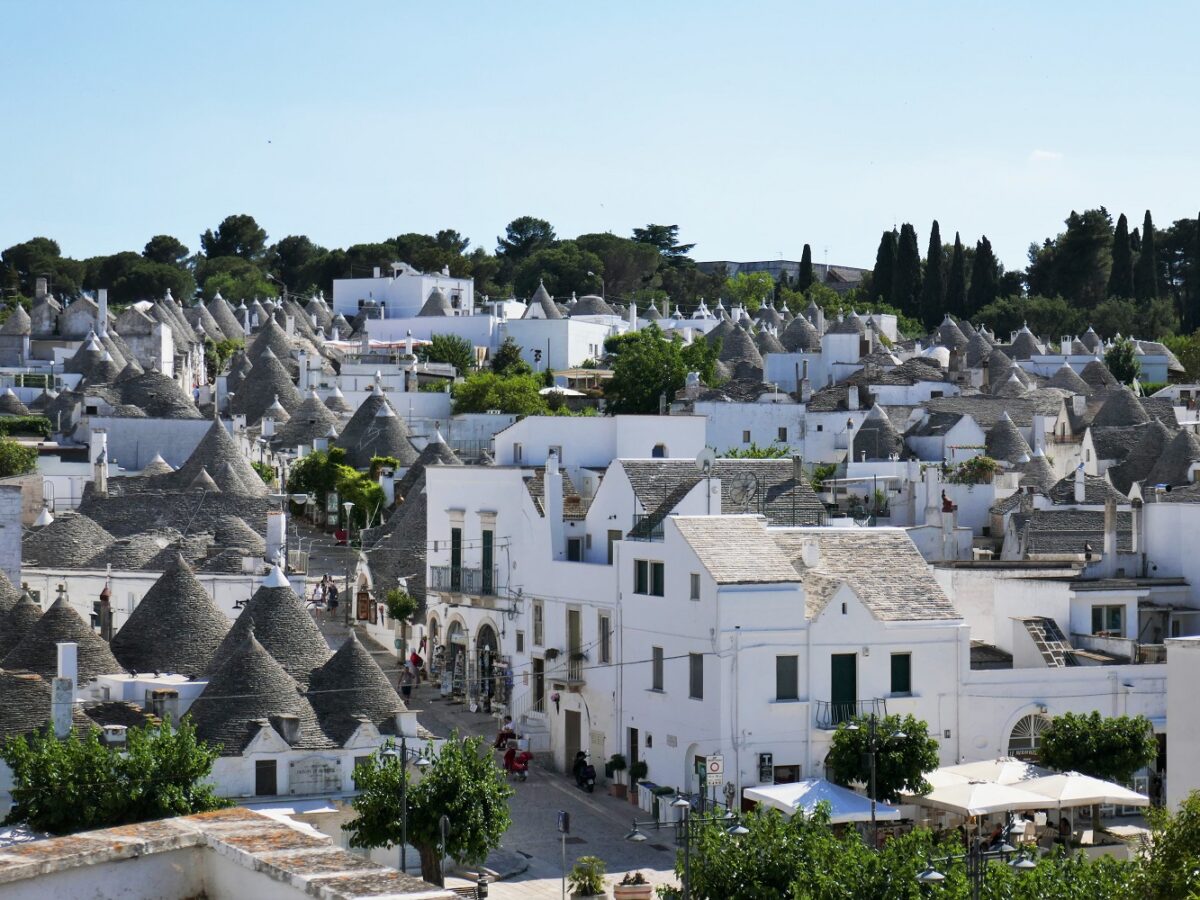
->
[920,220,944,328]
[891,223,922,318]
[1189,212,1200,333]
[1135,209,1159,301]
[871,229,898,307]
[967,236,998,314]
[946,233,966,319]
[797,244,814,290]
[1108,213,1135,298]
[776,270,789,305]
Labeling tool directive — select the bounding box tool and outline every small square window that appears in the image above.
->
[742,430,751,443]
[816,424,824,432]
[777,427,787,442]
[689,573,701,601]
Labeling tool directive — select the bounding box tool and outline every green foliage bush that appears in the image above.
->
[0,416,51,438]
[0,436,38,477]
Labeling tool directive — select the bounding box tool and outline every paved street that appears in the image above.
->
[413,683,680,898]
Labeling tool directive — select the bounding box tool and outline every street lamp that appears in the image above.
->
[342,500,356,625]
[846,714,905,848]
[586,271,605,299]
[671,796,692,900]
[624,799,751,900]
[917,841,1036,900]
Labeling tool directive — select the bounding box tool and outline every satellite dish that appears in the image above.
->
[695,447,717,475]
[728,471,759,508]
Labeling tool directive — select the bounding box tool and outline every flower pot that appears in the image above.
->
[613,886,654,900]
[609,783,627,800]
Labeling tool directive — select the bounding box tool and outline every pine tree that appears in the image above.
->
[871,229,898,307]
[1108,212,1135,298]
[891,223,922,318]
[797,244,814,290]
[920,220,944,328]
[967,236,998,314]
[1135,210,1159,301]
[946,233,966,319]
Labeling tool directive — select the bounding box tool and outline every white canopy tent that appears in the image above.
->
[744,779,901,824]
[1021,772,1149,810]
[906,781,1052,817]
[937,758,1053,785]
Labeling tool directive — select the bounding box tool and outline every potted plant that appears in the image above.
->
[613,871,653,900]
[567,856,607,899]
[628,760,648,806]
[544,647,561,661]
[607,753,628,799]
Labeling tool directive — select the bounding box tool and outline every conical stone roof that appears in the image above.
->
[717,326,764,380]
[23,513,115,568]
[1146,429,1200,488]
[2,595,124,681]
[142,453,175,476]
[993,370,1031,399]
[1048,363,1090,395]
[780,314,821,352]
[273,390,338,449]
[1109,420,1172,495]
[189,629,334,753]
[173,419,269,497]
[1092,385,1151,428]
[397,434,462,500]
[334,392,418,468]
[307,631,407,743]
[247,316,296,365]
[985,412,1033,465]
[1019,450,1057,492]
[189,467,221,492]
[964,332,992,369]
[986,348,1016,386]
[755,328,786,356]
[934,316,969,352]
[523,282,562,319]
[0,305,31,336]
[570,294,615,317]
[324,386,352,414]
[229,349,302,425]
[110,553,230,677]
[0,570,20,616]
[418,287,453,316]
[0,591,43,659]
[0,389,30,416]
[306,295,334,331]
[1080,359,1118,391]
[1009,327,1042,360]
[207,568,330,687]
[705,318,736,349]
[851,404,904,460]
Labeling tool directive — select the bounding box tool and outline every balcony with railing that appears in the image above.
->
[628,514,664,542]
[430,565,498,598]
[814,697,888,730]
[545,651,588,689]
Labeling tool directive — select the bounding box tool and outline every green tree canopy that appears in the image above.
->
[892,222,922,319]
[575,232,661,298]
[1104,336,1142,385]
[200,213,268,260]
[1135,209,1160,301]
[967,235,999,314]
[0,237,86,298]
[513,241,603,299]
[490,336,532,376]
[722,271,776,312]
[345,734,512,884]
[420,333,475,375]
[1037,711,1157,783]
[1027,208,1113,307]
[603,325,719,414]
[451,371,548,416]
[1108,213,1135,299]
[870,228,898,307]
[142,234,190,266]
[796,243,814,290]
[0,436,38,477]
[1,719,227,835]
[920,220,944,328]
[268,235,325,293]
[826,713,939,803]
[631,223,695,261]
[945,232,967,319]
[196,256,274,302]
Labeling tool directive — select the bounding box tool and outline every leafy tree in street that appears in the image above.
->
[945,232,967,319]
[920,220,944,328]
[345,733,512,884]
[1104,336,1142,385]
[200,213,268,261]
[1135,209,1160,301]
[796,243,814,290]
[452,371,548,416]
[142,234,190,266]
[419,333,475,375]
[870,228,898,307]
[967,235,999,314]
[0,436,37,477]
[603,325,719,415]
[891,222,922,319]
[1,719,227,835]
[1108,213,1135,298]
[1037,711,1157,784]
[1141,791,1200,900]
[631,223,695,261]
[826,713,939,802]
[490,336,532,376]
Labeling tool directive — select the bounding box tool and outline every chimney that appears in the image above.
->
[544,451,565,559]
[1103,497,1117,562]
[266,511,286,566]
[1131,497,1142,556]
[297,349,309,390]
[405,330,414,358]
[379,467,395,506]
[1072,394,1085,416]
[262,414,275,438]
[372,266,381,278]
[331,324,340,341]
[1074,465,1086,503]
[628,303,637,329]
[35,277,48,301]
[315,425,335,452]
[101,725,128,747]
[97,583,113,641]
[683,371,701,401]
[270,713,301,744]
[285,315,295,337]
[847,385,860,410]
[800,359,812,403]
[801,539,820,568]
[92,428,108,497]
[53,641,78,738]
[98,288,109,335]
[58,640,78,686]
[1031,416,1046,453]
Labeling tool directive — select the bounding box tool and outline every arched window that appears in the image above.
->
[1007,714,1049,761]
[652,444,667,458]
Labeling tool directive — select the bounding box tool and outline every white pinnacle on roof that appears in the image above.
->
[214,291,224,302]
[83,330,102,351]
[262,565,289,588]
[432,426,446,444]
[375,401,396,418]
[33,507,54,527]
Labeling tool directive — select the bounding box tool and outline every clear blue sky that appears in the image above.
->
[3,1,1198,272]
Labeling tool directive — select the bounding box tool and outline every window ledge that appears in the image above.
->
[771,698,803,705]
[889,692,914,698]
[646,688,665,694]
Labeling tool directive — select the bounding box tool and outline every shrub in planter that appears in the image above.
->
[614,870,653,900]
[567,855,606,898]
[628,760,648,805]
[607,753,629,798]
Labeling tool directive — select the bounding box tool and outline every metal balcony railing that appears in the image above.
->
[430,565,498,597]
[814,698,888,730]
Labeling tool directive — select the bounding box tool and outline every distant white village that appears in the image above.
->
[1,262,1199,895]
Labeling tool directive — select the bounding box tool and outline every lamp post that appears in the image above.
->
[917,839,1036,900]
[845,713,905,848]
[343,501,355,625]
[379,739,431,875]
[625,798,750,900]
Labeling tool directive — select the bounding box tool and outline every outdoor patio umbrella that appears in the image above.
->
[1020,772,1149,809]
[744,778,901,824]
[938,758,1054,785]
[906,781,1052,817]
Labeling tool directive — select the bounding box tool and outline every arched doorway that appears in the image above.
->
[1007,714,1049,761]
[476,623,500,711]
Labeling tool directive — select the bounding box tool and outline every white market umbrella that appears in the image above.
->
[907,781,1052,817]
[1020,772,1149,810]
[744,778,901,824]
[538,386,584,396]
[939,758,1053,785]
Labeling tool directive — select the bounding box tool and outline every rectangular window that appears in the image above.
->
[450,527,462,591]
[742,430,751,443]
[567,537,582,562]
[1092,605,1123,635]
[254,759,277,796]
[689,573,701,601]
[890,652,912,695]
[598,613,611,664]
[689,653,704,700]
[651,646,664,691]
[481,529,494,595]
[533,602,544,647]
[816,424,823,432]
[607,529,621,565]
[513,442,523,463]
[776,655,799,701]
[634,560,664,596]
[777,426,788,442]
[516,630,525,653]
